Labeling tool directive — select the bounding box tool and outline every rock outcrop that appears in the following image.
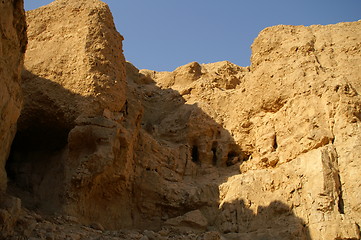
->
[0,0,27,192]
[0,0,27,237]
[134,21,361,239]
[9,0,245,232]
[8,0,128,224]
[2,0,360,239]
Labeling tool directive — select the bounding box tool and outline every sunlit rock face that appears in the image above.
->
[136,20,361,239]
[0,0,27,238]
[0,0,27,191]
[2,0,361,238]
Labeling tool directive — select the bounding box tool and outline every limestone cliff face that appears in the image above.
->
[138,21,361,239]
[0,0,27,191]
[3,0,361,239]
[9,0,129,224]
[0,0,27,237]
[21,0,126,137]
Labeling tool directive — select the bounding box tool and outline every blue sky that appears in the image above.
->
[25,0,361,71]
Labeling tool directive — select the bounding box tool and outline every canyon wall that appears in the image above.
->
[131,21,361,239]
[9,0,129,224]
[0,0,27,237]
[1,0,360,239]
[0,0,27,192]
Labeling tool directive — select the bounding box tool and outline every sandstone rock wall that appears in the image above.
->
[0,0,27,191]
[0,0,27,237]
[140,21,361,239]
[24,0,126,115]
[7,0,128,222]
[10,0,246,231]
[229,23,360,239]
[3,0,360,239]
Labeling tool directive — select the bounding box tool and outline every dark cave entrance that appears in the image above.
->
[5,113,71,212]
[225,146,250,167]
[211,141,218,166]
[273,135,278,151]
[191,145,200,165]
[226,151,238,166]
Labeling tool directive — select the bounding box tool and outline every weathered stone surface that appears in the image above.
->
[14,0,127,174]
[23,0,126,116]
[0,0,27,191]
[8,0,129,226]
[218,146,359,239]
[0,193,22,238]
[0,1,27,234]
[139,21,361,239]
[4,0,360,239]
[165,209,208,231]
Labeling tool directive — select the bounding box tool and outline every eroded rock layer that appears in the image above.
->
[8,0,128,222]
[131,21,361,239]
[2,0,360,239]
[0,0,27,237]
[0,0,27,192]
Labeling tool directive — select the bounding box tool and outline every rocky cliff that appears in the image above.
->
[0,0,27,237]
[1,0,360,239]
[0,0,27,192]
[9,0,129,225]
[134,20,361,238]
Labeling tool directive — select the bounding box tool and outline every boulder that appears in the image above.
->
[165,210,208,231]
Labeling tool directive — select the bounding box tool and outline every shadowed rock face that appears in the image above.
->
[1,0,360,239]
[8,0,129,225]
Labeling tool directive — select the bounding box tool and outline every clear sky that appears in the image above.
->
[25,0,361,71]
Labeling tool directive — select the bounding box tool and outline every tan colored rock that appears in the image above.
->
[165,209,208,230]
[18,0,127,154]
[8,0,129,228]
[23,0,126,116]
[218,146,359,239]
[0,0,27,191]
[139,21,361,239]
[5,0,361,238]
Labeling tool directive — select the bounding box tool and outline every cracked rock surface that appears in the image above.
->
[0,0,360,239]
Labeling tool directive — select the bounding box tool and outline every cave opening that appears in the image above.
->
[5,115,71,212]
[191,145,200,165]
[273,135,278,151]
[211,141,218,166]
[226,151,238,166]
